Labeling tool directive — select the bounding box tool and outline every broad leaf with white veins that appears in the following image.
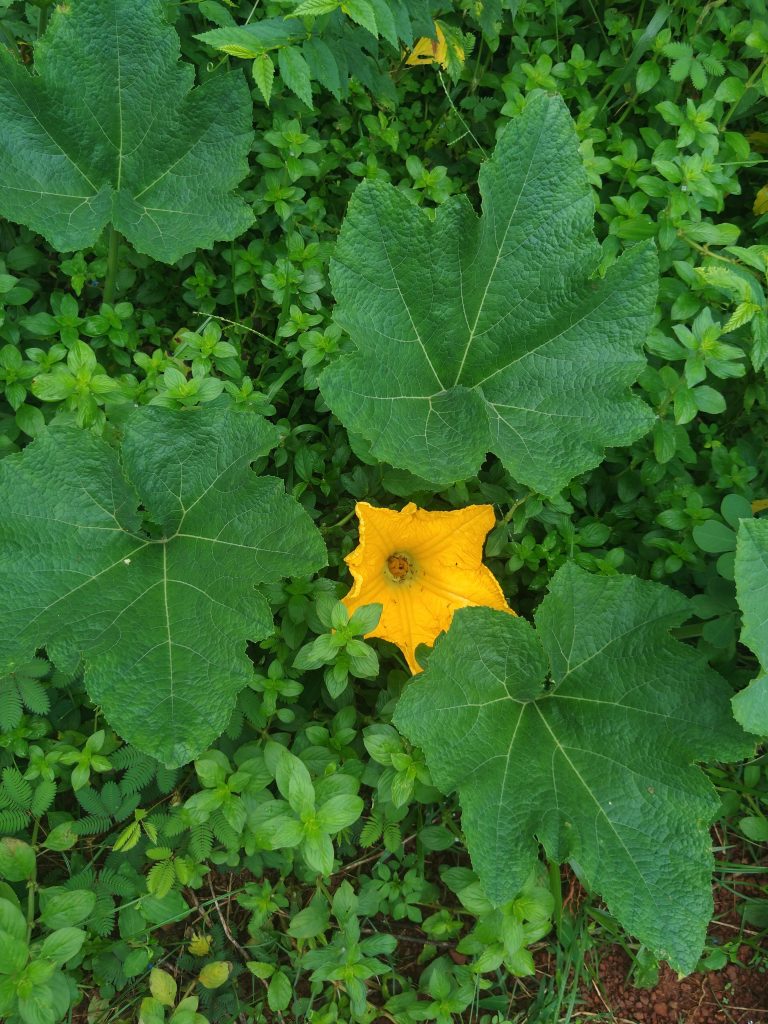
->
[321,94,657,494]
[733,518,768,735]
[0,0,254,262]
[0,407,326,766]
[393,562,752,973]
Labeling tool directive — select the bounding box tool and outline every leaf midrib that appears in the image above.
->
[452,110,548,388]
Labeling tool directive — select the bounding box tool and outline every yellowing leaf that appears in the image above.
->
[342,502,513,673]
[406,23,463,70]
[754,184,768,215]
[187,931,212,956]
[149,967,177,1007]
[198,960,232,989]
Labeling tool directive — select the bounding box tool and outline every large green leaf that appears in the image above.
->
[393,563,751,973]
[0,407,326,766]
[733,518,768,735]
[0,0,254,262]
[320,94,657,494]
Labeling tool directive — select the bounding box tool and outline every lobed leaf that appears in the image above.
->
[320,94,658,494]
[393,562,752,973]
[733,518,768,735]
[0,406,326,766]
[0,0,254,262]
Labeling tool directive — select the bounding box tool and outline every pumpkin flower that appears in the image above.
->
[342,502,513,674]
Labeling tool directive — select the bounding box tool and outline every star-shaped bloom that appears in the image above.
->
[342,502,513,673]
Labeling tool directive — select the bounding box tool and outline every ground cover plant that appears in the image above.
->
[0,0,766,1022]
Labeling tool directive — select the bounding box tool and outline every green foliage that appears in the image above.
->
[0,889,86,1024]
[0,0,254,261]
[195,1,435,108]
[0,405,326,765]
[320,95,658,493]
[394,563,753,972]
[0,0,765,1017]
[293,598,381,697]
[733,518,768,734]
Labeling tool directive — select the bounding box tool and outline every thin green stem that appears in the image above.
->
[502,492,531,524]
[720,56,768,131]
[682,235,741,265]
[103,225,121,306]
[192,311,279,348]
[437,70,487,156]
[230,241,240,322]
[321,506,356,534]
[584,0,611,50]
[26,817,40,942]
[548,858,563,934]
[38,2,51,37]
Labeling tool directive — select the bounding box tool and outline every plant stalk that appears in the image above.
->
[38,2,51,37]
[26,817,40,942]
[548,857,563,934]
[103,225,121,306]
[720,56,767,131]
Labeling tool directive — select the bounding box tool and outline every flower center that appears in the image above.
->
[385,552,413,583]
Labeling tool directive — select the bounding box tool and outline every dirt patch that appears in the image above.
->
[580,946,767,1024]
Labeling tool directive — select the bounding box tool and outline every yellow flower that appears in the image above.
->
[342,502,513,674]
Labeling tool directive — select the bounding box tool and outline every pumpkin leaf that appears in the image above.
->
[0,406,326,766]
[342,501,512,673]
[320,94,657,494]
[0,0,254,262]
[733,518,768,735]
[393,562,752,973]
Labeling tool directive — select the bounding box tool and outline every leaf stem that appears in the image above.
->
[103,225,121,306]
[38,2,52,37]
[720,56,767,131]
[26,817,40,942]
[437,70,487,157]
[321,506,357,533]
[681,235,740,265]
[244,1,261,26]
[502,492,531,524]
[548,857,563,934]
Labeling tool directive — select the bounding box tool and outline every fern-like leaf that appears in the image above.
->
[89,892,117,937]
[155,766,179,794]
[701,55,724,76]
[188,823,214,862]
[120,755,158,795]
[359,813,383,848]
[30,779,56,817]
[154,811,182,837]
[383,821,402,853]
[147,860,177,898]
[97,866,139,898]
[0,808,29,833]
[114,792,141,822]
[0,684,23,733]
[662,41,693,59]
[2,766,33,809]
[72,814,114,836]
[75,785,109,817]
[16,676,50,715]
[210,811,238,848]
[224,708,244,740]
